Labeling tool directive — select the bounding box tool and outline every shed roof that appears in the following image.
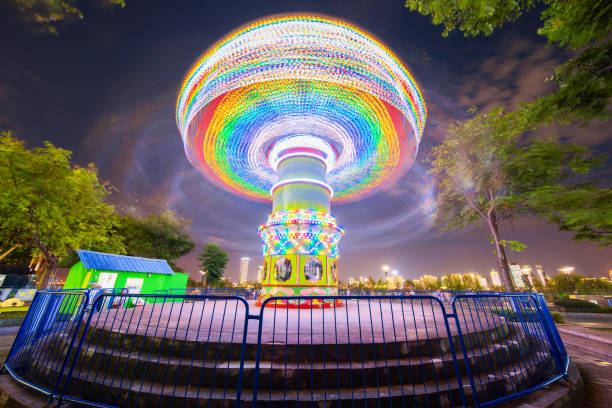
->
[77,250,174,275]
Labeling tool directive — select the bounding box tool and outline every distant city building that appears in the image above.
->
[490,270,502,288]
[256,265,263,283]
[348,277,355,285]
[239,257,250,284]
[520,266,535,288]
[477,276,488,289]
[510,263,525,288]
[534,265,547,286]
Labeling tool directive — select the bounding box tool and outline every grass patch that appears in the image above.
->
[491,308,539,322]
[0,311,28,319]
[551,312,565,324]
[555,298,612,313]
[592,327,612,333]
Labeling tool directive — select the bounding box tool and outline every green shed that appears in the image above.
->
[63,250,188,300]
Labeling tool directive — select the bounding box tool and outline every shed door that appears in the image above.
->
[98,272,118,289]
[125,278,144,294]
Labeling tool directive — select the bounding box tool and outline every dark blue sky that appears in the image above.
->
[1,0,609,281]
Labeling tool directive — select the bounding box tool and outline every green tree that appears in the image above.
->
[407,1,612,250]
[549,273,583,296]
[428,109,604,291]
[0,131,124,286]
[442,274,465,291]
[116,211,195,273]
[197,243,229,288]
[404,1,611,123]
[9,0,126,34]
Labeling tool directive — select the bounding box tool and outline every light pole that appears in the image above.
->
[382,265,390,277]
[199,270,206,288]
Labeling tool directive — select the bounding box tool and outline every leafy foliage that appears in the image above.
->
[428,108,605,290]
[197,243,229,288]
[187,277,203,288]
[550,312,565,324]
[405,0,611,48]
[0,131,124,284]
[549,273,612,296]
[116,212,195,272]
[442,273,464,291]
[405,1,612,125]
[554,297,601,312]
[10,0,126,34]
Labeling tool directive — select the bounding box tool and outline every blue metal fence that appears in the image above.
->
[3,291,568,407]
[451,294,568,407]
[3,290,89,401]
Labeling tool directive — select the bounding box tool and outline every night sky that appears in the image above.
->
[1,0,609,282]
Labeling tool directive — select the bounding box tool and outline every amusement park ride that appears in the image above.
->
[176,14,426,307]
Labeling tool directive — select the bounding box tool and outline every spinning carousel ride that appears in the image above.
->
[176,14,426,307]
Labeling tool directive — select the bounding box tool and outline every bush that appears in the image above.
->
[0,310,28,319]
[555,298,601,312]
[490,308,539,322]
[551,312,565,324]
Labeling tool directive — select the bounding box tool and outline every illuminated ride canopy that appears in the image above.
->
[176,14,426,308]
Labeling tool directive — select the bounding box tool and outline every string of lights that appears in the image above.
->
[259,209,344,257]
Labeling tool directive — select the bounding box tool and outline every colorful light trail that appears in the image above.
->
[177,14,426,202]
[176,14,426,307]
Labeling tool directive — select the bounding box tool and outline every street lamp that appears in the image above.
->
[382,265,390,277]
[391,270,398,276]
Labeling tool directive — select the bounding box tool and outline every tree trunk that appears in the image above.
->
[486,212,514,292]
[0,244,19,261]
[30,232,58,289]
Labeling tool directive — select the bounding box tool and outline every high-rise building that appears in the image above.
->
[256,265,263,283]
[510,263,525,288]
[534,265,547,286]
[490,269,502,288]
[520,265,534,288]
[239,257,250,284]
[477,276,489,289]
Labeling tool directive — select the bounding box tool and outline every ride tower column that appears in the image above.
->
[256,136,344,308]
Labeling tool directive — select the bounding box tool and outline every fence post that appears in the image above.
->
[53,292,96,406]
[451,296,481,408]
[1,291,44,374]
[441,303,468,407]
[531,295,566,375]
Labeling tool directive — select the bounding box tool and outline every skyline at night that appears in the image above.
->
[1,0,609,282]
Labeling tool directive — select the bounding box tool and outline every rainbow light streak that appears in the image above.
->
[176,14,426,202]
[259,210,344,257]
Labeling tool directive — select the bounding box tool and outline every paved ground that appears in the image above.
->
[0,313,609,407]
[558,315,612,408]
[0,327,18,367]
[561,312,612,328]
[88,299,503,344]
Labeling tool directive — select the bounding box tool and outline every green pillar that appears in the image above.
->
[257,136,343,308]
